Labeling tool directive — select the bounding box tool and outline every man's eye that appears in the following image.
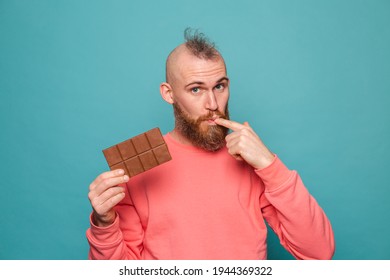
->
[215,84,224,91]
[191,87,200,94]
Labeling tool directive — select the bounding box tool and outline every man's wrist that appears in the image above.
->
[253,152,275,170]
[92,212,116,228]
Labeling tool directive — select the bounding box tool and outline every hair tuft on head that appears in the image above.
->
[183,27,219,59]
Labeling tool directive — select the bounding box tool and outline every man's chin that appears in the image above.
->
[199,122,220,136]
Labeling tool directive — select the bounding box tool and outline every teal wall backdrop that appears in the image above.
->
[1,0,389,260]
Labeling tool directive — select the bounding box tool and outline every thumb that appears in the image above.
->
[243,121,250,127]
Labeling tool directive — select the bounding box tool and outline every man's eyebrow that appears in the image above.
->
[185,77,229,88]
[216,77,229,83]
[185,81,205,88]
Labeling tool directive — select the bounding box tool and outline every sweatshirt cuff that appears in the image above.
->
[254,155,293,192]
[88,213,122,244]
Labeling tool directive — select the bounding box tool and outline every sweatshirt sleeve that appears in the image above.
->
[255,156,335,260]
[86,183,144,260]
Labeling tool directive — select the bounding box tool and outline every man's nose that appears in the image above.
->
[205,91,218,111]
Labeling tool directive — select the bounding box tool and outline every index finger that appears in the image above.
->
[215,118,245,131]
[91,169,125,189]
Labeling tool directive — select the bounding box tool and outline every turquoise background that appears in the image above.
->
[1,0,389,260]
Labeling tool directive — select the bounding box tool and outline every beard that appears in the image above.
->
[173,103,230,152]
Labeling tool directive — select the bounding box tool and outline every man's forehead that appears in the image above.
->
[180,59,226,81]
[177,53,226,77]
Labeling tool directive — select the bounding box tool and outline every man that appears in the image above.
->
[86,29,335,260]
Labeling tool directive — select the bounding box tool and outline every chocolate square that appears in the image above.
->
[146,128,165,147]
[117,139,137,160]
[102,146,122,166]
[139,151,158,171]
[132,133,151,154]
[153,145,171,164]
[102,127,172,177]
[124,157,144,177]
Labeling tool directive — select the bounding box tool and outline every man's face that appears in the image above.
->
[169,51,230,151]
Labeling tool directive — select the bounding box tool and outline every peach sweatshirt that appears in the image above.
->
[87,133,334,259]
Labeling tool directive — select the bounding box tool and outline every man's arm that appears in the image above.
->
[215,118,335,259]
[257,156,335,259]
[86,170,143,259]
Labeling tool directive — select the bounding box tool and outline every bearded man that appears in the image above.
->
[86,29,335,260]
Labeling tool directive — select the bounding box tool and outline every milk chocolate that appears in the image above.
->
[103,128,171,177]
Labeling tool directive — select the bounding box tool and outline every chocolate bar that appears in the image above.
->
[103,128,172,177]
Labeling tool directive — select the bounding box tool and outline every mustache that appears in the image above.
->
[196,110,228,123]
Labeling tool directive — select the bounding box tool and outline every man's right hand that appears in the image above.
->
[88,169,129,227]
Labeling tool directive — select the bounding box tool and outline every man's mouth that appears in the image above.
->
[206,116,219,125]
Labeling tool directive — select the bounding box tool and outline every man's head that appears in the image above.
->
[160,29,230,151]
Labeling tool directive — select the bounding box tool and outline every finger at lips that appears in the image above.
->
[215,118,245,131]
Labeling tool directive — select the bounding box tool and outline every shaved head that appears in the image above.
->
[166,28,225,84]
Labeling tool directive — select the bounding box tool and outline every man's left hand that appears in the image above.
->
[215,118,275,169]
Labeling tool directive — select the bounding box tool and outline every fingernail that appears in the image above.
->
[118,169,124,175]
[123,175,129,181]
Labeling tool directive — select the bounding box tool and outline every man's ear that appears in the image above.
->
[160,82,174,104]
